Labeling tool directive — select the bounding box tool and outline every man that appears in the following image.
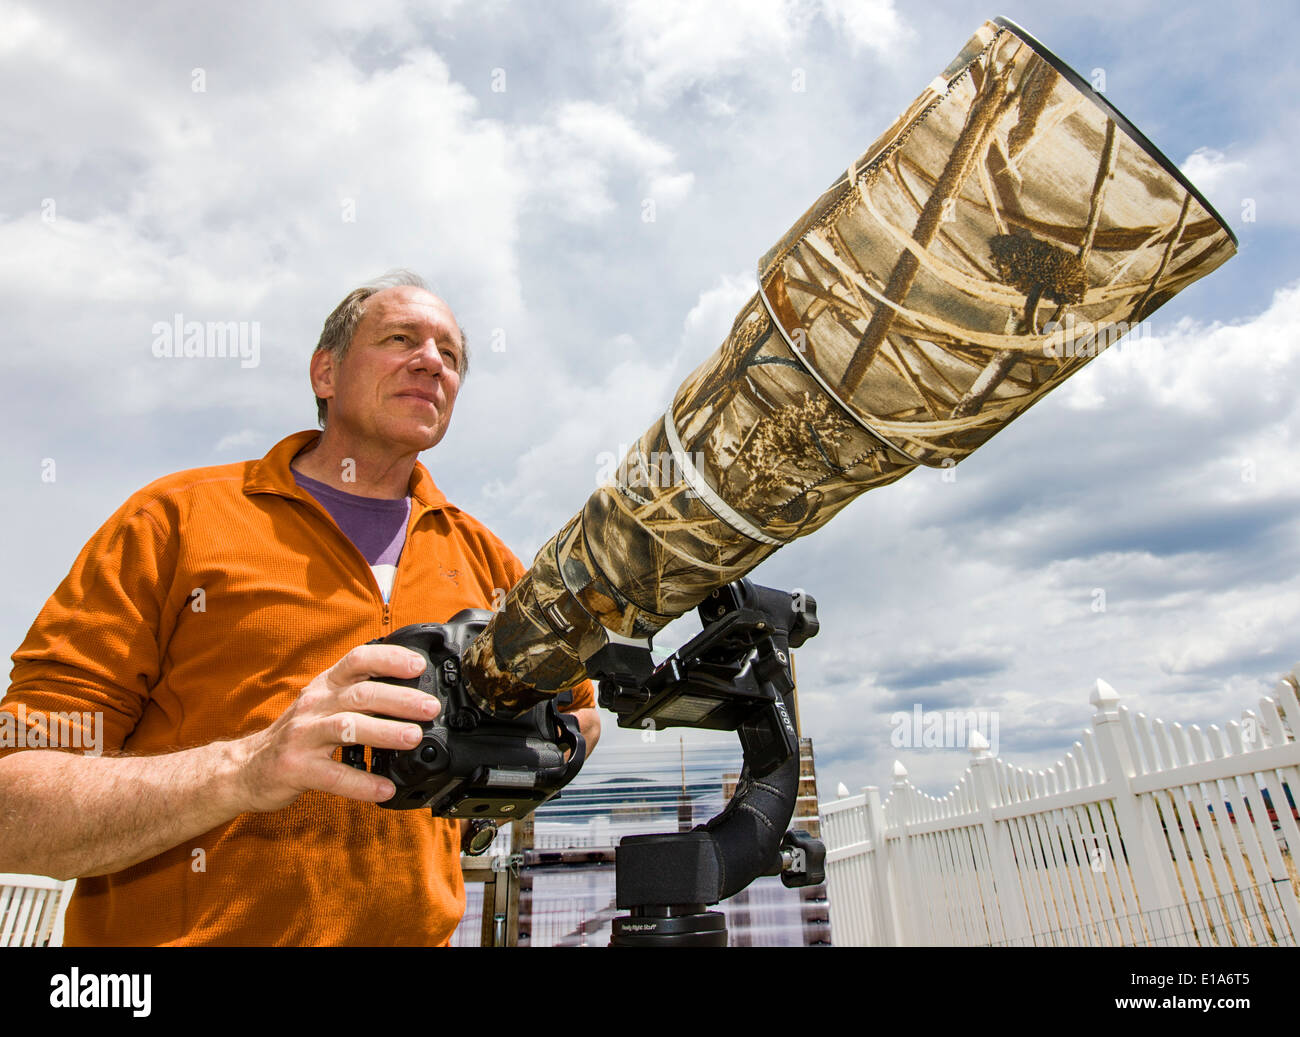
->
[0,270,599,945]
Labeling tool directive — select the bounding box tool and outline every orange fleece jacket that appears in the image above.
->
[1,430,593,946]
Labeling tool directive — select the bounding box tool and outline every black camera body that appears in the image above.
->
[343,609,586,823]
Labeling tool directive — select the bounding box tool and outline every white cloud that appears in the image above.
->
[0,46,526,420]
[647,171,695,207]
[214,429,263,454]
[604,0,913,104]
[465,275,754,552]
[608,0,817,103]
[680,271,758,357]
[1181,147,1250,199]
[1062,281,1300,424]
[819,0,911,57]
[516,102,692,222]
[0,0,41,55]
[1180,139,1300,228]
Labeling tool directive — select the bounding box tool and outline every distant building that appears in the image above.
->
[454,735,832,946]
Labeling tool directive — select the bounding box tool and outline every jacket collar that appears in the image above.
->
[244,430,451,515]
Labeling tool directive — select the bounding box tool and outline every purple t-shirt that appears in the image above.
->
[292,470,411,602]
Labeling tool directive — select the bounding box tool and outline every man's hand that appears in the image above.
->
[567,706,601,758]
[0,644,446,879]
[234,644,440,812]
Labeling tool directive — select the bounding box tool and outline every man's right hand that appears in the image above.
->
[234,644,440,812]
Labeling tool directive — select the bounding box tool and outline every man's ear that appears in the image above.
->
[310,349,335,405]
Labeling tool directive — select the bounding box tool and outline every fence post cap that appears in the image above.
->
[836,782,851,798]
[968,729,991,756]
[1090,678,1120,710]
[892,760,909,781]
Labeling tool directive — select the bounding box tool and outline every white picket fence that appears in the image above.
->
[820,670,1300,946]
[0,874,74,946]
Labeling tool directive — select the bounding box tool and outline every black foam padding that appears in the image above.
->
[615,832,723,907]
[705,749,801,901]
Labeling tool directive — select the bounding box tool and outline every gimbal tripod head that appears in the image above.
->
[588,578,827,946]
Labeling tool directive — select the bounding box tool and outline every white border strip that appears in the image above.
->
[661,410,786,546]
[756,280,925,466]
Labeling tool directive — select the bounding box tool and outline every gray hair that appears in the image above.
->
[313,269,469,427]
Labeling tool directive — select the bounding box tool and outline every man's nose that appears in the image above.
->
[411,338,446,374]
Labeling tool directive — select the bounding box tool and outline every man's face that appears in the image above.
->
[312,285,464,454]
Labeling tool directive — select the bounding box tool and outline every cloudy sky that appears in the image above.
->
[2,0,1296,802]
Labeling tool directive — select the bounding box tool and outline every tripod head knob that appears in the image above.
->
[789,593,818,648]
[778,829,827,888]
